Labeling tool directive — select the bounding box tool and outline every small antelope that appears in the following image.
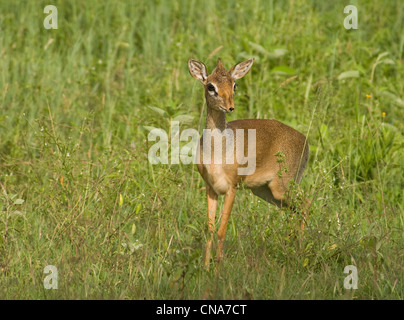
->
[188,58,309,268]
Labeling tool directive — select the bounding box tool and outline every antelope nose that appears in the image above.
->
[229,107,234,112]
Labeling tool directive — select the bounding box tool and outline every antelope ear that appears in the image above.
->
[188,59,208,84]
[229,58,254,80]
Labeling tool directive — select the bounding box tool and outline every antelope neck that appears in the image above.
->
[206,104,227,131]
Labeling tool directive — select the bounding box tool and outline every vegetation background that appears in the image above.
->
[0,0,403,299]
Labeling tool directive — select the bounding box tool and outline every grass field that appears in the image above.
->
[0,0,403,299]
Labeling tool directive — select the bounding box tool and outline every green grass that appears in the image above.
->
[0,0,403,299]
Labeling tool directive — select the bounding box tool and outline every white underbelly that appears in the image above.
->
[204,164,231,195]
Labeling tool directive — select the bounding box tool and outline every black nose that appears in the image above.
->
[229,107,234,112]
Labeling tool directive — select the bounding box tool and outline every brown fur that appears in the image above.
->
[188,58,309,268]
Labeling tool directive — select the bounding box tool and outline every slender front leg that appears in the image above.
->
[216,187,236,263]
[205,184,218,269]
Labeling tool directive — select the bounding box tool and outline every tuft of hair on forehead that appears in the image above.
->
[217,58,226,69]
[210,58,232,83]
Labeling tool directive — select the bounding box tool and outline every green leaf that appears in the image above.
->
[337,70,359,80]
[12,210,25,216]
[320,124,328,139]
[248,42,288,59]
[237,51,260,62]
[375,51,390,63]
[148,106,168,117]
[186,224,199,232]
[131,223,136,235]
[380,58,395,65]
[271,65,297,76]
[248,41,269,55]
[14,199,24,205]
[143,125,159,132]
[267,48,288,59]
[378,91,404,107]
[172,115,194,123]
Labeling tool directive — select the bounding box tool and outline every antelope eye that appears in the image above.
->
[233,83,237,91]
[207,83,216,92]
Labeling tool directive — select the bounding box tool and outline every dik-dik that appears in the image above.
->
[188,58,309,269]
